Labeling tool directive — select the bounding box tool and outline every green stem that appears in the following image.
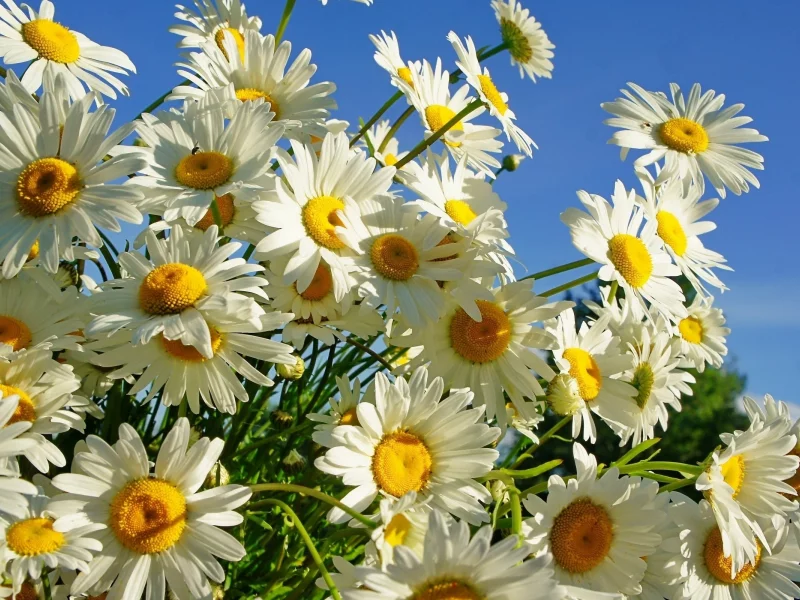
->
[344,336,393,372]
[275,0,297,44]
[510,488,523,538]
[606,280,619,303]
[617,461,704,476]
[97,240,122,280]
[511,415,571,469]
[522,258,595,282]
[498,459,563,481]
[350,90,404,148]
[132,79,189,122]
[539,271,599,298]
[659,476,699,493]
[249,483,379,528]
[378,106,415,154]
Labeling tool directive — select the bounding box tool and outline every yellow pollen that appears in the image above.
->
[424,105,464,148]
[0,316,32,352]
[383,153,398,166]
[500,18,533,64]
[550,498,614,574]
[302,195,346,250]
[785,449,800,497]
[679,316,704,345]
[160,328,222,363]
[720,454,746,498]
[13,582,39,600]
[175,151,234,190]
[384,513,412,547]
[298,264,334,301]
[660,118,710,154]
[656,211,688,256]
[631,362,655,409]
[195,194,235,232]
[372,430,432,497]
[21,19,80,64]
[607,234,653,288]
[339,407,359,426]
[234,88,280,118]
[6,518,65,556]
[704,527,761,584]
[138,263,207,315]
[477,74,508,115]
[370,234,419,281]
[17,158,82,217]
[214,27,245,62]
[444,200,477,226]
[411,581,482,600]
[0,385,36,425]
[563,348,602,401]
[27,240,40,261]
[110,478,187,554]
[397,67,414,87]
[449,301,511,364]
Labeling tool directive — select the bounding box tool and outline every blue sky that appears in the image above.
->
[46,1,800,403]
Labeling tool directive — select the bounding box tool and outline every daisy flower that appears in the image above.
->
[171,0,262,57]
[602,82,768,198]
[0,0,135,99]
[390,280,572,429]
[369,31,418,92]
[0,491,100,595]
[315,367,500,525]
[0,68,38,114]
[0,398,37,520]
[50,418,252,600]
[315,547,380,599]
[547,308,638,443]
[86,226,268,358]
[523,443,665,597]
[673,294,729,372]
[348,510,563,600]
[133,97,283,228]
[171,30,337,138]
[362,119,404,167]
[505,399,544,443]
[448,32,535,156]
[307,375,375,446]
[253,132,395,301]
[583,284,648,348]
[561,180,687,322]
[398,59,503,178]
[0,87,145,278]
[492,0,555,82]
[638,168,730,296]
[370,492,429,566]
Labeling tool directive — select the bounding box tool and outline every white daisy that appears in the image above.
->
[370,492,429,566]
[85,225,268,358]
[362,120,404,168]
[0,86,145,278]
[0,0,135,99]
[253,132,395,302]
[348,510,563,600]
[315,546,380,599]
[315,367,500,525]
[0,398,37,520]
[505,399,544,443]
[171,0,262,56]
[492,0,555,82]
[369,31,418,92]
[583,284,648,349]
[523,443,665,597]
[561,180,687,322]
[307,375,375,446]
[0,68,38,114]
[673,294,729,372]
[50,418,252,600]
[602,82,768,198]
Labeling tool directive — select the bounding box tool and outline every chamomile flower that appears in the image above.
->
[523,443,665,597]
[133,97,283,228]
[391,280,572,429]
[253,132,395,301]
[492,0,555,82]
[0,398,37,520]
[371,493,429,566]
[547,308,637,444]
[171,0,262,56]
[349,510,563,600]
[369,31,418,92]
[399,59,503,178]
[448,32,535,156]
[50,418,251,600]
[86,226,268,358]
[0,0,135,99]
[362,120,405,168]
[0,88,145,278]
[561,180,686,322]
[0,68,38,114]
[602,83,768,198]
[673,295,729,372]
[307,375,375,446]
[315,368,500,525]
[583,284,648,348]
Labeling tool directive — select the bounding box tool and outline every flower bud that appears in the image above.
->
[271,410,294,429]
[277,355,305,380]
[502,154,525,172]
[282,449,306,474]
[546,373,583,416]
[204,462,230,488]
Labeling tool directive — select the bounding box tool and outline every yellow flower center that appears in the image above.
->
[720,454,746,498]
[500,18,533,63]
[476,74,508,115]
[195,193,236,232]
[175,151,234,190]
[449,300,512,364]
[372,430,432,497]
[785,449,800,497]
[0,385,36,425]
[0,316,32,352]
[550,498,614,574]
[631,362,655,409]
[302,195,346,250]
[563,348,602,401]
[607,234,653,288]
[370,234,419,281]
[397,67,414,87]
[298,264,334,301]
[339,407,359,426]
[384,513,412,547]
[424,105,464,148]
[659,118,710,154]
[704,527,761,584]
[138,263,208,315]
[679,316,704,344]
[12,582,39,600]
[27,240,40,261]
[411,581,482,600]
[21,19,80,64]
[6,518,65,556]
[214,27,245,62]
[656,211,688,256]
[16,158,82,217]
[383,153,398,166]
[110,478,188,554]
[444,199,477,226]
[160,328,222,363]
[234,88,280,118]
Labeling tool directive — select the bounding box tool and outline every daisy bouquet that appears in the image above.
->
[0,1,792,599]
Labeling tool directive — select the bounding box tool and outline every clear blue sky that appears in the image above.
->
[49,1,800,405]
